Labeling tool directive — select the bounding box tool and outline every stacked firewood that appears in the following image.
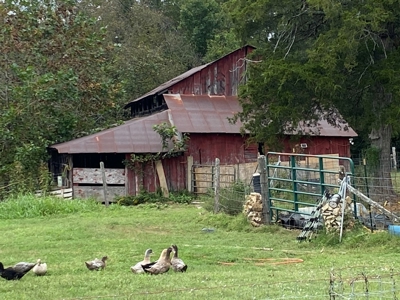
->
[243,193,263,227]
[321,194,355,232]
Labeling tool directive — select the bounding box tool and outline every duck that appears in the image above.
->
[13,261,37,273]
[85,256,107,271]
[171,244,188,272]
[131,249,153,274]
[0,261,36,280]
[142,247,172,275]
[32,259,47,276]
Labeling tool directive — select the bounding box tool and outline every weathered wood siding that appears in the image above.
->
[73,168,125,184]
[73,186,126,201]
[73,167,126,202]
[126,133,259,195]
[169,47,253,96]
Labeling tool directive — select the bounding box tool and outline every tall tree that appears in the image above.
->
[0,0,124,195]
[79,0,201,99]
[228,0,400,196]
[179,0,222,58]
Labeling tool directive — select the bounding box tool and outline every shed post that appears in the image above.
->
[258,155,271,224]
[187,156,193,192]
[214,158,220,213]
[100,162,109,207]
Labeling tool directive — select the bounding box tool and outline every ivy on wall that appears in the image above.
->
[124,122,190,172]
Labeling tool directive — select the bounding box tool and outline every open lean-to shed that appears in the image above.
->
[48,45,357,201]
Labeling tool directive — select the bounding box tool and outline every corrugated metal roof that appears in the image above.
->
[50,94,357,154]
[50,111,171,154]
[164,94,243,133]
[123,45,256,109]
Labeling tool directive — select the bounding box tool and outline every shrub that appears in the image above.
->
[115,189,167,206]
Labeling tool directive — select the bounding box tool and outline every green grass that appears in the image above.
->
[0,195,400,299]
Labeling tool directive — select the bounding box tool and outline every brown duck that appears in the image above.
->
[171,244,188,272]
[85,256,108,271]
[142,247,172,275]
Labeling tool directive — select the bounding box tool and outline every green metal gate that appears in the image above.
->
[265,152,355,220]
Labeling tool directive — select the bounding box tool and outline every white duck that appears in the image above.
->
[131,249,153,274]
[32,259,47,276]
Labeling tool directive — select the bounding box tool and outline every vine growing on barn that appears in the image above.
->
[124,122,189,172]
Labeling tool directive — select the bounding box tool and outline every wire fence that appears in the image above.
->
[59,267,400,299]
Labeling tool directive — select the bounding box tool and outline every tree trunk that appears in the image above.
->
[368,124,396,200]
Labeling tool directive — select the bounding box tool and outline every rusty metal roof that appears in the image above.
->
[50,111,171,154]
[123,45,256,109]
[50,94,357,154]
[164,94,243,133]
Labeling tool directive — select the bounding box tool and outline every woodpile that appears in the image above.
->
[321,194,355,232]
[243,193,263,227]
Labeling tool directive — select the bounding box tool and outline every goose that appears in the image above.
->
[131,249,153,274]
[142,247,172,275]
[32,259,47,276]
[171,244,188,272]
[85,256,107,271]
[0,261,36,280]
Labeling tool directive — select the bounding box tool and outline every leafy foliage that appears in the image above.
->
[0,0,125,196]
[227,0,400,188]
[115,189,194,206]
[124,122,190,170]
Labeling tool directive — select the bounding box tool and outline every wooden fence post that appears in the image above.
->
[258,155,271,224]
[214,158,220,213]
[100,162,109,207]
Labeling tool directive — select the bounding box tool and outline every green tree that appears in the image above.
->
[179,0,222,58]
[228,0,400,196]
[0,0,124,196]
[80,0,201,99]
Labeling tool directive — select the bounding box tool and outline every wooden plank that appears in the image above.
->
[73,186,125,202]
[100,162,109,207]
[345,181,400,222]
[155,160,169,198]
[73,168,125,184]
[187,156,193,192]
[35,188,73,199]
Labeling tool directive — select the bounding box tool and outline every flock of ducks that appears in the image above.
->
[0,244,187,280]
[85,244,188,275]
[0,259,47,280]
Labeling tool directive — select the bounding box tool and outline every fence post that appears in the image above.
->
[258,155,271,224]
[214,158,220,213]
[100,161,109,207]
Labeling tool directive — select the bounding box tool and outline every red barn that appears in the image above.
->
[49,46,357,200]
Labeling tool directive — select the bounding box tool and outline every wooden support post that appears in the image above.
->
[100,162,109,207]
[156,160,169,198]
[214,158,220,214]
[187,156,193,192]
[258,155,271,224]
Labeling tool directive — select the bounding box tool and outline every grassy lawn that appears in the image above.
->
[0,195,399,299]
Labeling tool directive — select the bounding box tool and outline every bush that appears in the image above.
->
[115,189,195,206]
[115,189,167,206]
[169,190,194,204]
